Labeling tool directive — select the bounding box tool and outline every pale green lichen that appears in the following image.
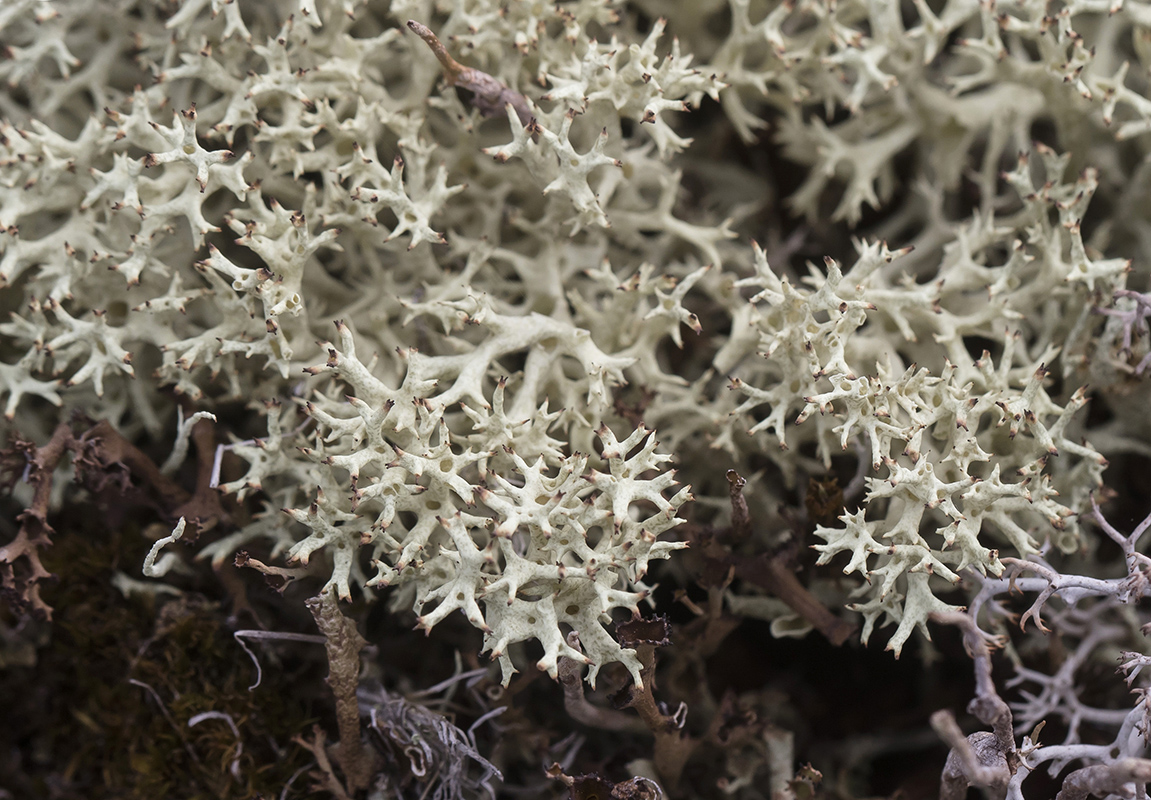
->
[4,0,1151,689]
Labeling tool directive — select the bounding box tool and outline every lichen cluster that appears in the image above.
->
[5,0,1151,797]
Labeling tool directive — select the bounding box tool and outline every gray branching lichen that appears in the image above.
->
[5,0,1151,797]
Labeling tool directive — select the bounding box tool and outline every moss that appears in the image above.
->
[1,512,316,800]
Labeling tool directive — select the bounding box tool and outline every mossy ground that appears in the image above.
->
[0,505,317,800]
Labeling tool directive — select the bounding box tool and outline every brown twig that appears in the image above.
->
[722,471,857,646]
[293,725,353,800]
[726,470,752,545]
[558,632,649,734]
[611,617,696,788]
[733,554,857,646]
[664,577,740,720]
[76,419,191,511]
[546,763,662,800]
[74,418,229,538]
[175,416,230,530]
[407,20,536,127]
[2,415,233,620]
[235,550,311,594]
[307,587,377,794]
[0,421,75,619]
